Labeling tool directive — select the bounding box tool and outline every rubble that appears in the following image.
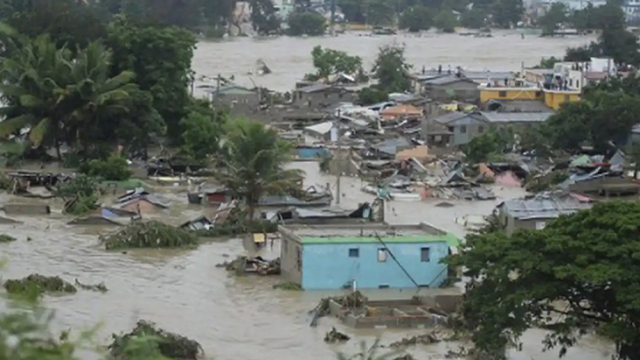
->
[108,320,204,360]
[388,329,445,348]
[101,221,199,250]
[309,291,367,327]
[216,256,280,275]
[4,274,77,297]
[74,279,108,292]
[324,327,350,343]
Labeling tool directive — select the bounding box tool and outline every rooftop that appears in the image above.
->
[479,111,553,123]
[279,223,458,245]
[499,193,593,220]
[482,99,555,113]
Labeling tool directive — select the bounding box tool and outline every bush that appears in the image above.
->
[4,274,77,298]
[79,154,132,181]
[102,221,199,250]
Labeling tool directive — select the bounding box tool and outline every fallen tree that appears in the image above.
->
[102,221,199,250]
[108,320,204,360]
[4,274,77,297]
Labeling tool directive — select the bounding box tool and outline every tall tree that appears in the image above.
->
[371,43,412,93]
[215,119,304,220]
[106,16,196,141]
[447,201,640,360]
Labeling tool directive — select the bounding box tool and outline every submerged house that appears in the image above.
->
[278,223,459,290]
[263,200,384,225]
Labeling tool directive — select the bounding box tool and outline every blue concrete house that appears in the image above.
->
[278,223,459,290]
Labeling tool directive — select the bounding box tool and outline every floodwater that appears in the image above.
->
[192,30,597,92]
[2,32,614,360]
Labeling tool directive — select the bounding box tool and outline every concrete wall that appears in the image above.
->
[543,90,580,110]
[280,235,303,285]
[447,116,488,146]
[480,88,542,103]
[301,241,449,290]
[294,91,355,108]
[425,82,479,102]
[498,207,550,235]
[3,204,51,216]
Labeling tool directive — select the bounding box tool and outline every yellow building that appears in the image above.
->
[542,89,581,110]
[479,86,580,110]
[479,87,543,103]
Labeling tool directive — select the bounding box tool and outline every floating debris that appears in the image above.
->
[394,355,416,360]
[4,274,77,297]
[74,279,108,292]
[309,291,367,327]
[388,330,442,348]
[0,234,16,242]
[102,221,198,250]
[217,256,280,276]
[324,327,350,343]
[272,282,302,291]
[108,320,204,360]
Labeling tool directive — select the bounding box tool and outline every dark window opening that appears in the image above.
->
[498,91,507,97]
[349,248,359,257]
[421,247,431,262]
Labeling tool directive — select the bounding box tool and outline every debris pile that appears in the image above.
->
[0,234,16,242]
[388,330,442,348]
[102,221,198,250]
[217,256,281,275]
[4,274,77,296]
[309,291,367,327]
[74,279,108,292]
[272,282,302,291]
[324,327,350,343]
[108,320,204,360]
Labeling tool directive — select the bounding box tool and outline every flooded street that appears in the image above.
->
[2,33,613,359]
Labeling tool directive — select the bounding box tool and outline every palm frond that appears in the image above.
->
[28,118,51,147]
[0,114,36,137]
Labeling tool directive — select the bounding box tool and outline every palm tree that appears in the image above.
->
[0,34,75,159]
[215,119,304,220]
[336,338,405,360]
[66,41,136,157]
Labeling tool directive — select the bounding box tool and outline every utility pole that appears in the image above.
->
[330,0,336,36]
[335,109,341,205]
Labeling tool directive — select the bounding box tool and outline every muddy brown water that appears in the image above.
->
[1,32,612,359]
[1,161,613,359]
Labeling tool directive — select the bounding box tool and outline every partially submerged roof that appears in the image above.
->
[304,121,334,135]
[430,111,467,124]
[422,75,476,86]
[499,193,593,220]
[479,111,552,123]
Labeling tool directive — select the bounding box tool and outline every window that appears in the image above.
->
[420,247,431,262]
[564,94,570,102]
[349,248,359,257]
[460,125,467,134]
[377,248,387,262]
[447,126,454,133]
[498,91,507,97]
[536,221,546,230]
[478,126,484,133]
[576,80,580,88]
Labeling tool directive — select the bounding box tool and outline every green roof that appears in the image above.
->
[302,233,460,247]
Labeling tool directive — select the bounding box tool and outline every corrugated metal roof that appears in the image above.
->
[298,83,332,93]
[501,195,592,220]
[423,75,473,86]
[479,112,552,123]
[431,111,467,124]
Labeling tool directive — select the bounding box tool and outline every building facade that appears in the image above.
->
[278,224,459,290]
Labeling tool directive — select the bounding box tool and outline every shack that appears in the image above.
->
[278,223,459,290]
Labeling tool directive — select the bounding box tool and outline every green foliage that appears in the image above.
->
[103,221,199,250]
[248,0,282,35]
[372,43,412,93]
[398,6,434,32]
[446,201,640,359]
[64,195,100,216]
[287,11,327,36]
[180,106,227,162]
[434,9,457,32]
[533,56,562,69]
[79,154,132,181]
[193,220,278,237]
[365,0,396,26]
[273,282,303,290]
[538,3,567,36]
[305,46,365,81]
[4,274,77,298]
[460,8,486,28]
[0,234,16,242]
[109,320,203,360]
[491,0,524,28]
[215,119,305,220]
[357,87,389,105]
[463,129,509,163]
[55,174,100,198]
[106,17,196,141]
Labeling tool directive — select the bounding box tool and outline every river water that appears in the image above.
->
[2,33,614,360]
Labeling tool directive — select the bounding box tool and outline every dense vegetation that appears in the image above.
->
[447,201,640,360]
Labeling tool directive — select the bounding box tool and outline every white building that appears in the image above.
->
[539,0,607,11]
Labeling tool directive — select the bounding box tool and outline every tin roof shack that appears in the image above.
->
[430,112,488,146]
[278,223,459,290]
[293,84,355,108]
[420,75,479,102]
[204,84,260,117]
[497,193,593,236]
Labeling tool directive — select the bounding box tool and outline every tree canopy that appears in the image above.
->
[447,201,640,359]
[371,43,412,93]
